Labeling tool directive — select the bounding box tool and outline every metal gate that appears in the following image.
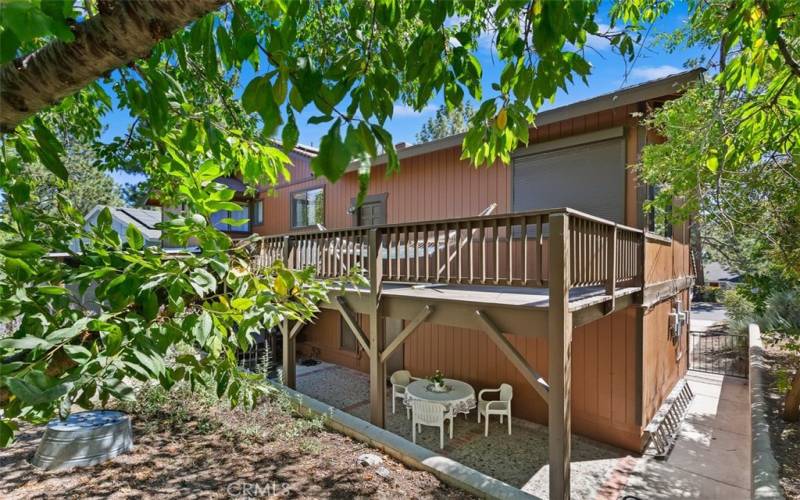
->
[688,331,748,378]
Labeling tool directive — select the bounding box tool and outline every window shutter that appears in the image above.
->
[512,138,626,223]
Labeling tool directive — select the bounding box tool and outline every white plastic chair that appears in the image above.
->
[411,400,453,449]
[390,370,419,418]
[477,383,513,436]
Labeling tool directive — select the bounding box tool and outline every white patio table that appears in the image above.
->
[404,378,477,417]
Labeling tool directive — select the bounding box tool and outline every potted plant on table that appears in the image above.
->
[428,370,447,392]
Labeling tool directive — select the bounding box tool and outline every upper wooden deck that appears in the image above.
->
[253,207,645,333]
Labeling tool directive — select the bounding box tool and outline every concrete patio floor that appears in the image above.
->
[292,362,750,499]
[294,361,629,498]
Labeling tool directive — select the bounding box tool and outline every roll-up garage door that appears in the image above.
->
[512,136,626,223]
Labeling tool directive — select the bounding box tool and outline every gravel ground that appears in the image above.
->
[0,390,471,499]
[763,347,800,499]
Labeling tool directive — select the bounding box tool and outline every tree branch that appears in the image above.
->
[0,0,227,133]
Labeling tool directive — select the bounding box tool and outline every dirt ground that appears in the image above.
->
[0,388,470,499]
[764,347,800,499]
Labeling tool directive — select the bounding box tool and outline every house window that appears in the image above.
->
[253,199,264,226]
[291,187,325,229]
[211,203,250,233]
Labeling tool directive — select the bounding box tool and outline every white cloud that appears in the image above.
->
[393,104,436,117]
[630,65,683,80]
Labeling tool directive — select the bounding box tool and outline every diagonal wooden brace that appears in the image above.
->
[334,295,370,353]
[289,320,305,339]
[474,309,550,404]
[380,305,433,363]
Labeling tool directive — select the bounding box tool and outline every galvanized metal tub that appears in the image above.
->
[31,410,133,470]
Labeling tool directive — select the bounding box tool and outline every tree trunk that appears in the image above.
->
[692,220,705,286]
[0,0,226,133]
[784,369,800,422]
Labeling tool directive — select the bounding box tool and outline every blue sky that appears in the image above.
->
[107,3,705,188]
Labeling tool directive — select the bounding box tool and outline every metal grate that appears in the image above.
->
[689,331,748,378]
[644,380,694,458]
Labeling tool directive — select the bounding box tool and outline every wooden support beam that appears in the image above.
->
[368,228,386,428]
[474,310,550,403]
[380,305,433,363]
[334,296,370,353]
[548,213,573,500]
[289,320,305,340]
[280,320,297,389]
[641,276,694,308]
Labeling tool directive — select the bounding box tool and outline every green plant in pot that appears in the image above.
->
[428,370,446,392]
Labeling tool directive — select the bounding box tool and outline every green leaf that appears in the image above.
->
[242,76,265,114]
[36,286,67,295]
[231,297,254,310]
[125,223,144,250]
[0,240,46,258]
[0,420,16,447]
[105,379,135,402]
[216,370,230,397]
[47,318,91,343]
[63,345,92,363]
[1,2,54,42]
[104,329,123,355]
[0,28,20,64]
[310,120,351,182]
[131,349,165,377]
[6,378,68,406]
[141,290,159,321]
[193,311,213,345]
[0,336,52,351]
[282,110,299,153]
[32,118,67,181]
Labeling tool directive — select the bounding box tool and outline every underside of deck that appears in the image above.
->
[321,282,641,335]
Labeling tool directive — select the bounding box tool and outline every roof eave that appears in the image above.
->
[348,68,705,171]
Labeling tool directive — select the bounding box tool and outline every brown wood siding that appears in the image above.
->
[280,103,690,453]
[644,220,691,284]
[399,305,642,451]
[296,310,370,373]
[257,104,646,237]
[641,289,689,426]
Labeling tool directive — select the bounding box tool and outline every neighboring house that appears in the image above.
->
[704,261,741,288]
[252,68,700,465]
[71,205,161,251]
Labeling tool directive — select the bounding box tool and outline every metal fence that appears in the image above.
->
[688,331,749,378]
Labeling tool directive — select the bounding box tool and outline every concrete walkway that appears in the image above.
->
[620,371,751,499]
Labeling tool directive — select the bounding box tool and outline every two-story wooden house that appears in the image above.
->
[249,70,699,498]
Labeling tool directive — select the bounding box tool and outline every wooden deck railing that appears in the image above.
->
[254,208,643,292]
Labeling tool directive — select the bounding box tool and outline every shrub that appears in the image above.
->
[722,287,756,323]
[758,290,800,421]
[694,285,722,302]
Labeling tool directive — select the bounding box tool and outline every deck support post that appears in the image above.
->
[280,320,296,389]
[368,228,386,428]
[548,213,573,500]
